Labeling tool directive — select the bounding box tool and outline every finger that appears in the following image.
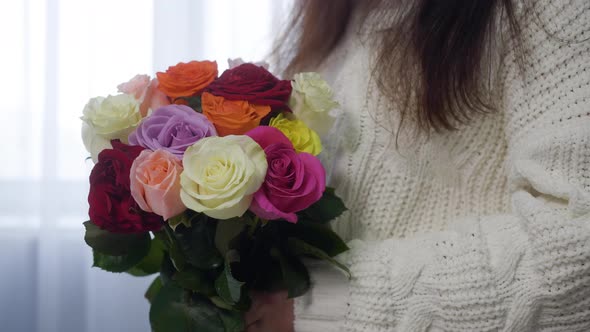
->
[264,290,289,305]
[245,319,263,332]
[246,318,274,332]
[245,294,269,325]
[264,298,295,332]
[244,306,264,326]
[245,291,293,332]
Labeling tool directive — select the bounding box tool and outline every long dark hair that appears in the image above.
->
[273,0,523,133]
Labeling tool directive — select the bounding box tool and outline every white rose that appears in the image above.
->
[227,57,270,70]
[180,135,267,220]
[289,72,339,136]
[81,94,142,162]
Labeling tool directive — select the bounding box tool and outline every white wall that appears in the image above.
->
[0,1,290,331]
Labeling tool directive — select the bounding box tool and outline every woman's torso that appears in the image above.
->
[318,14,513,242]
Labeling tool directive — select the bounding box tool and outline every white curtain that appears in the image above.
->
[0,1,289,331]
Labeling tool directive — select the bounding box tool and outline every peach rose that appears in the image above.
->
[156,60,218,98]
[201,92,271,136]
[130,149,186,220]
[118,74,170,117]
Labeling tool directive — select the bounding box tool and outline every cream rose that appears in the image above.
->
[180,135,267,219]
[288,72,339,136]
[81,94,142,162]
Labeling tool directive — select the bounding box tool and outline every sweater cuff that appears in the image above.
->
[293,259,350,332]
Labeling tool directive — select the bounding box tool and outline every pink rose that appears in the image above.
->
[118,74,170,117]
[246,126,326,223]
[130,149,186,220]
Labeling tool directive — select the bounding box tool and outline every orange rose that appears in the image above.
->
[156,60,218,98]
[201,92,271,136]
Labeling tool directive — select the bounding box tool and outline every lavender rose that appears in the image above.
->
[128,105,217,157]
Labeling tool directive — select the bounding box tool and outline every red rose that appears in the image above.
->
[205,63,292,110]
[88,140,163,233]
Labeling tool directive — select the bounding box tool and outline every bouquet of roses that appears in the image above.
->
[80,58,348,331]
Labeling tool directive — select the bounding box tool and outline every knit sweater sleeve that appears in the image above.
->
[295,2,590,331]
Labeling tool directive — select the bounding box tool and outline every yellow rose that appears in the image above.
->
[180,135,267,219]
[269,113,322,156]
[81,94,142,162]
[288,72,338,136]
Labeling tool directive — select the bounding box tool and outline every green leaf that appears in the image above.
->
[168,241,187,272]
[145,276,163,304]
[153,230,169,247]
[160,254,175,286]
[126,267,148,277]
[250,260,286,293]
[174,268,216,296]
[168,213,193,231]
[174,215,223,270]
[286,221,349,257]
[164,225,187,271]
[270,248,311,298]
[214,218,246,256]
[188,96,202,111]
[127,237,166,276]
[303,187,347,223]
[91,233,151,273]
[218,309,245,332]
[210,295,251,313]
[150,283,242,332]
[287,237,350,277]
[83,221,150,256]
[172,96,202,112]
[209,296,235,311]
[214,250,245,306]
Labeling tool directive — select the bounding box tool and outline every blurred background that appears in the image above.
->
[0,0,290,331]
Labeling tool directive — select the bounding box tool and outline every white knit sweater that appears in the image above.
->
[294,1,590,331]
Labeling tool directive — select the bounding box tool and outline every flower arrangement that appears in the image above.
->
[81,59,347,331]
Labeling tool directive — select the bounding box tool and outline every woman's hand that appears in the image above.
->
[245,291,294,332]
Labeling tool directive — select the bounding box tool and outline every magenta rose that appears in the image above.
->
[246,126,325,223]
[205,63,292,111]
[128,105,217,158]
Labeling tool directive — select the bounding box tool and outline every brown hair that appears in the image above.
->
[273,0,522,133]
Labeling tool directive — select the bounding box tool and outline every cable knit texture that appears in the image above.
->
[294,0,590,331]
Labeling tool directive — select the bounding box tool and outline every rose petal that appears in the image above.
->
[251,189,297,223]
[245,126,293,150]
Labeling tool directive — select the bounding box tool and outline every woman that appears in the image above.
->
[247,0,590,331]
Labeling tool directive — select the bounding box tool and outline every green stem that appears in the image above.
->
[248,216,260,237]
[163,224,176,245]
[152,230,169,247]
